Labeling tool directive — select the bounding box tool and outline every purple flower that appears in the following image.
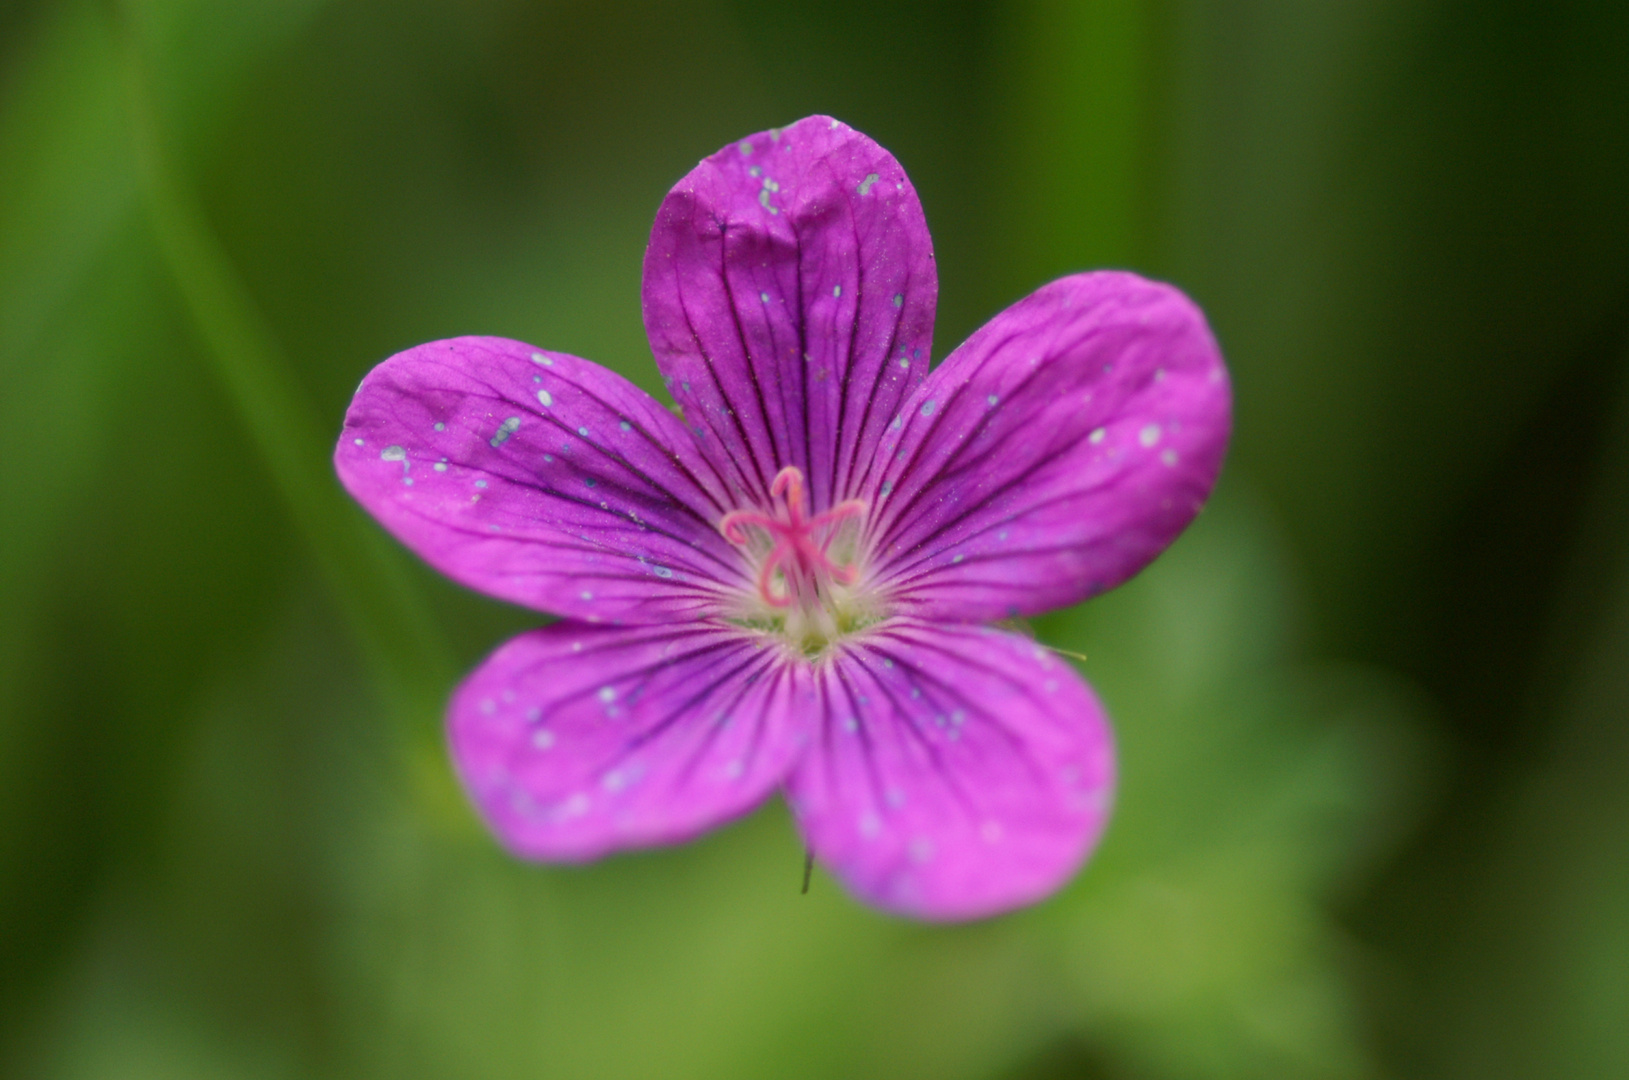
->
[335,116,1230,920]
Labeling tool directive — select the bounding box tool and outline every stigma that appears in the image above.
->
[719,466,874,651]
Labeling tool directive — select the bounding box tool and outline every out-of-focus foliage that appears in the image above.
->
[2,1,1624,1078]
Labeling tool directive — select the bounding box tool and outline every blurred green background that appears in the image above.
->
[3,1,1626,1077]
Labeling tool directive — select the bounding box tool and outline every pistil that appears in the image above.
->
[719,466,869,645]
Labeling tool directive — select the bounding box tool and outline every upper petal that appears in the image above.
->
[336,336,744,623]
[863,272,1230,621]
[787,620,1115,921]
[451,621,815,860]
[642,115,937,515]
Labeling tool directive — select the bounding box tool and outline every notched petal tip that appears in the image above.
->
[788,621,1115,921]
[641,116,939,511]
[867,270,1231,623]
[450,622,816,861]
[334,335,743,623]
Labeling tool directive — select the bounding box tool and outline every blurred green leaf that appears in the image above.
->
[1025,489,1429,1079]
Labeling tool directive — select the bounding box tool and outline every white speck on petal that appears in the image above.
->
[1089,427,1106,444]
[530,352,553,366]
[920,400,937,417]
[537,389,553,407]
[1139,423,1162,447]
[858,172,879,195]
[532,729,555,750]
[490,417,521,447]
[597,686,617,703]
[1161,448,1179,466]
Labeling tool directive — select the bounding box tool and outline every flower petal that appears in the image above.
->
[336,336,745,623]
[450,621,814,860]
[788,620,1115,920]
[864,272,1230,621]
[642,115,937,514]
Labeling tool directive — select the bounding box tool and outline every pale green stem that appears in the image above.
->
[113,6,455,728]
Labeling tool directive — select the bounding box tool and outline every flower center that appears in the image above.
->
[719,466,875,655]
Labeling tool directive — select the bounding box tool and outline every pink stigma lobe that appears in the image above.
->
[719,466,867,609]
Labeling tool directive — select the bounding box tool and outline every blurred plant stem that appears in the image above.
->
[110,1,455,735]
